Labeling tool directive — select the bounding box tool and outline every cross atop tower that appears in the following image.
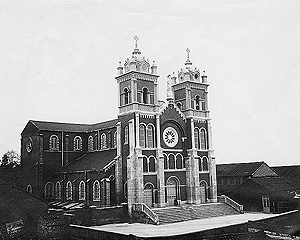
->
[132,35,141,55]
[185,47,192,66]
[134,35,139,48]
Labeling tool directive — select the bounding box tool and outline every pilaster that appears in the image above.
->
[207,121,217,202]
[115,122,123,204]
[155,114,166,207]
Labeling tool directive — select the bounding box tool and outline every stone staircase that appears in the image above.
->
[152,203,241,224]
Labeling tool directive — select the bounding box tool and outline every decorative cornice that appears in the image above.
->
[116,71,159,84]
[172,81,209,91]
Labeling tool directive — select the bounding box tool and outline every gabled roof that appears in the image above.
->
[54,149,117,173]
[23,119,118,134]
[272,165,300,180]
[217,162,265,177]
[87,119,118,132]
[250,176,297,193]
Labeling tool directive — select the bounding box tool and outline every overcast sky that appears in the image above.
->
[1,0,299,166]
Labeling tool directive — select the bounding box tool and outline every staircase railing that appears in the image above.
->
[132,203,159,224]
[217,195,244,213]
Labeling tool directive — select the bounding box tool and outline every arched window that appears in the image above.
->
[143,156,148,173]
[101,133,107,149]
[195,95,201,110]
[124,88,129,105]
[163,154,168,170]
[176,102,182,110]
[55,181,61,199]
[202,156,208,171]
[200,128,207,150]
[124,126,128,144]
[88,136,94,151]
[93,180,100,201]
[79,181,85,200]
[194,128,199,149]
[44,182,54,198]
[50,135,59,150]
[113,131,117,148]
[27,184,32,194]
[149,156,156,172]
[74,136,82,151]
[142,87,149,104]
[199,158,203,171]
[168,154,175,169]
[175,154,183,169]
[147,125,155,148]
[139,124,146,148]
[66,181,72,200]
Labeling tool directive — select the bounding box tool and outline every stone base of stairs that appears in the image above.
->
[152,203,241,224]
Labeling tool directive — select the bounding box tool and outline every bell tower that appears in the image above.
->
[170,49,217,203]
[116,36,160,115]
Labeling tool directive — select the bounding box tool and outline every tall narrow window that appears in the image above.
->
[195,95,201,110]
[202,156,208,171]
[149,156,156,172]
[93,180,100,201]
[45,182,54,198]
[101,133,107,149]
[79,181,85,200]
[139,124,146,148]
[124,88,129,105]
[55,181,61,199]
[143,157,148,173]
[88,136,94,151]
[74,136,82,151]
[27,184,32,194]
[164,154,168,170]
[199,158,203,171]
[194,128,199,149]
[113,131,117,148]
[66,181,72,200]
[200,128,207,150]
[147,125,155,148]
[50,135,59,150]
[124,126,128,144]
[175,154,183,169]
[142,87,149,104]
[168,154,175,169]
[201,100,206,111]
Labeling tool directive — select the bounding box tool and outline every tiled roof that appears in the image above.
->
[54,149,117,173]
[28,118,118,133]
[30,120,92,132]
[272,165,300,180]
[250,176,297,193]
[217,162,264,177]
[87,119,118,131]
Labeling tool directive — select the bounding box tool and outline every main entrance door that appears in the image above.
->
[166,177,179,206]
[199,181,207,203]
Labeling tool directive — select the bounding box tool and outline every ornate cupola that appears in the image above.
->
[116,36,160,115]
[171,48,210,120]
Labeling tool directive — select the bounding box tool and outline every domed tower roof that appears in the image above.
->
[117,36,157,75]
[177,48,202,83]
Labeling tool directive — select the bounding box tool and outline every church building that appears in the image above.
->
[20,38,217,212]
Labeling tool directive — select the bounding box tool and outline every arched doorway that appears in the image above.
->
[199,181,208,203]
[144,183,154,207]
[166,177,180,206]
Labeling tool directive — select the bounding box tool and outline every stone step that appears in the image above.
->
[153,203,240,224]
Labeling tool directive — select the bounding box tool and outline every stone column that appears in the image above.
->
[115,122,123,204]
[156,114,166,207]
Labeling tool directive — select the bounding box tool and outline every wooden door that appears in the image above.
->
[262,195,270,213]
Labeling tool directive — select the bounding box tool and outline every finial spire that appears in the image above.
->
[134,35,139,48]
[185,47,192,66]
[132,35,141,55]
